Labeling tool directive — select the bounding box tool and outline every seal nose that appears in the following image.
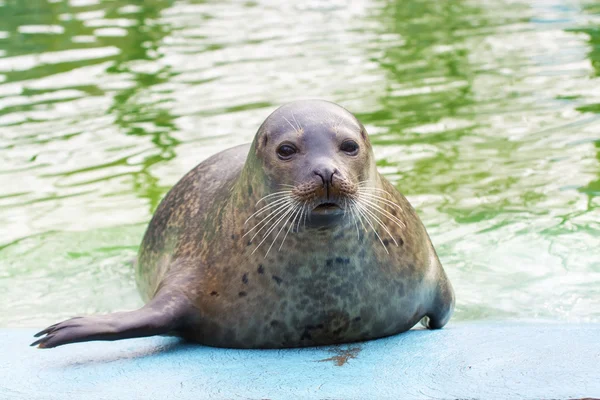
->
[314,167,338,199]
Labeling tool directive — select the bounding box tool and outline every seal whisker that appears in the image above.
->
[357,189,399,199]
[357,180,375,187]
[252,203,296,252]
[356,202,399,247]
[255,190,293,205]
[358,184,390,194]
[353,201,388,253]
[251,195,292,216]
[245,199,295,240]
[358,195,405,218]
[252,203,297,255]
[259,189,293,197]
[291,112,302,131]
[277,202,303,252]
[352,200,389,254]
[357,186,395,197]
[358,197,406,230]
[245,196,294,225]
[357,182,386,190]
[361,206,406,233]
[295,201,308,234]
[356,192,404,214]
[348,200,361,240]
[247,202,295,241]
[302,202,309,230]
[355,204,370,236]
[357,182,396,196]
[282,116,300,133]
[356,185,403,209]
[265,203,299,256]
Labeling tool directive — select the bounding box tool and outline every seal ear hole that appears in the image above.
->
[262,135,268,148]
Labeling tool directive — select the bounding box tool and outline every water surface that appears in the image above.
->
[1,0,599,327]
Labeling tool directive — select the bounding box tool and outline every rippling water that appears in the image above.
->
[1,0,599,327]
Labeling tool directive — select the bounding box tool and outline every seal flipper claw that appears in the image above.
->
[31,292,190,349]
[33,317,83,338]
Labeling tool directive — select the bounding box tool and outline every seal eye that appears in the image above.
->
[340,140,359,155]
[276,144,297,160]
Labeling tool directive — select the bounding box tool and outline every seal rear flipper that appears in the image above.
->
[31,291,191,349]
[422,276,455,330]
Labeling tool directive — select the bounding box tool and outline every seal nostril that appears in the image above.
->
[314,168,338,200]
[314,168,338,187]
[314,171,326,186]
[330,169,338,185]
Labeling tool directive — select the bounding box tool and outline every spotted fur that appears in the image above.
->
[32,100,454,349]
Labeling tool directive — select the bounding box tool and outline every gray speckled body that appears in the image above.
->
[32,100,454,349]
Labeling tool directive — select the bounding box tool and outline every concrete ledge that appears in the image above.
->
[1,322,599,399]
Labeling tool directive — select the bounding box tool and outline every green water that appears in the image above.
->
[0,0,599,327]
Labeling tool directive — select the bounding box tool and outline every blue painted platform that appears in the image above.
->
[1,322,599,399]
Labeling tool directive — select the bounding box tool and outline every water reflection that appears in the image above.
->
[573,1,600,203]
[104,0,179,212]
[360,0,483,188]
[0,0,179,325]
[365,0,600,321]
[0,0,599,326]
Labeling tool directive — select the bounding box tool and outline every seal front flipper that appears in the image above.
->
[31,291,191,349]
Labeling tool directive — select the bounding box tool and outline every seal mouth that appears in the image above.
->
[312,202,343,215]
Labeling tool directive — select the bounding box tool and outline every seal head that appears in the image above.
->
[248,100,377,229]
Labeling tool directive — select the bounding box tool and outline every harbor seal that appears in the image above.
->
[32,100,455,349]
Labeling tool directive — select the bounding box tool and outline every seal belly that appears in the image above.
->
[182,245,431,348]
